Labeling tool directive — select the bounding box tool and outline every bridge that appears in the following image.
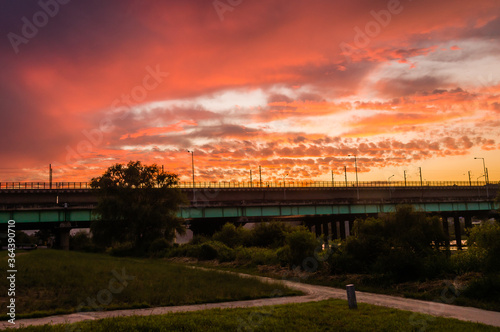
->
[1,181,498,249]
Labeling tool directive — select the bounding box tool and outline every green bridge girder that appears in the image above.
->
[1,201,497,225]
[179,201,498,219]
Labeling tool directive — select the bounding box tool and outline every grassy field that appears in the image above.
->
[13,299,500,331]
[0,250,299,319]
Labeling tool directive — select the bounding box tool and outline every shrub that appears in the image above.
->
[284,227,319,267]
[69,231,92,251]
[149,238,171,256]
[107,241,139,257]
[451,250,485,274]
[467,221,500,273]
[462,275,500,302]
[250,222,291,248]
[199,242,219,260]
[235,247,279,266]
[212,223,251,248]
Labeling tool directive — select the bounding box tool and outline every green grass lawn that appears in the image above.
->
[0,250,299,319]
[13,299,500,332]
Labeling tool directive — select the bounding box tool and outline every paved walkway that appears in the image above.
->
[2,271,500,329]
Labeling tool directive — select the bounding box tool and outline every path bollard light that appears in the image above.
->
[346,284,357,309]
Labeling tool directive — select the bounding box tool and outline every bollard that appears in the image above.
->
[346,284,357,309]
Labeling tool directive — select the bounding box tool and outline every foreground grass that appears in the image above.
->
[0,250,299,319]
[13,299,500,331]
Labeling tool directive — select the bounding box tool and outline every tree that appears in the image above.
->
[90,161,187,250]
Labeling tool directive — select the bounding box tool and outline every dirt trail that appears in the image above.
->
[2,270,500,329]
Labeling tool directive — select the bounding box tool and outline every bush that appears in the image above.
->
[250,222,291,248]
[69,231,92,251]
[107,242,140,257]
[199,242,219,260]
[467,221,500,273]
[283,227,319,267]
[451,250,485,274]
[169,241,235,262]
[213,223,251,248]
[149,238,171,256]
[462,275,500,302]
[373,250,424,282]
[235,247,279,266]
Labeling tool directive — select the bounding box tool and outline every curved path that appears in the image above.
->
[2,271,500,329]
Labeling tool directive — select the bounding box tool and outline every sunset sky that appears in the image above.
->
[1,0,499,183]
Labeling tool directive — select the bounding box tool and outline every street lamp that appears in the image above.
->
[187,150,195,201]
[348,154,359,200]
[388,174,394,183]
[474,157,488,184]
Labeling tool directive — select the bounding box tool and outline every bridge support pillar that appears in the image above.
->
[322,221,329,242]
[315,222,322,238]
[345,220,351,238]
[338,221,346,240]
[57,222,71,251]
[330,221,338,240]
[454,217,462,250]
[442,217,450,250]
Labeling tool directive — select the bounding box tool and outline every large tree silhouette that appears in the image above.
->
[90,161,187,250]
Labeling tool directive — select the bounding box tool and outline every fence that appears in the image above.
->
[0,180,496,190]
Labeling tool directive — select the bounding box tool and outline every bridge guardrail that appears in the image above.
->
[0,180,497,190]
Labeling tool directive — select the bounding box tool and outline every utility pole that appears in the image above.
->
[474,157,488,184]
[348,154,359,200]
[49,164,52,189]
[344,166,348,187]
[187,150,195,201]
[404,170,407,187]
[331,170,334,187]
[419,167,423,186]
[250,169,252,187]
[468,171,471,186]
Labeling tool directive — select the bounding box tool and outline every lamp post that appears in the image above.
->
[187,150,195,201]
[474,157,488,184]
[403,170,407,187]
[344,166,347,187]
[348,154,359,200]
[388,174,394,183]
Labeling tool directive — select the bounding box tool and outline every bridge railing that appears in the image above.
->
[0,182,90,190]
[0,180,496,190]
[178,180,494,188]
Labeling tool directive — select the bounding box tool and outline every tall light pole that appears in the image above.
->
[388,174,394,183]
[474,157,488,184]
[331,170,334,187]
[348,154,359,199]
[403,170,407,187]
[344,166,348,187]
[187,150,195,201]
